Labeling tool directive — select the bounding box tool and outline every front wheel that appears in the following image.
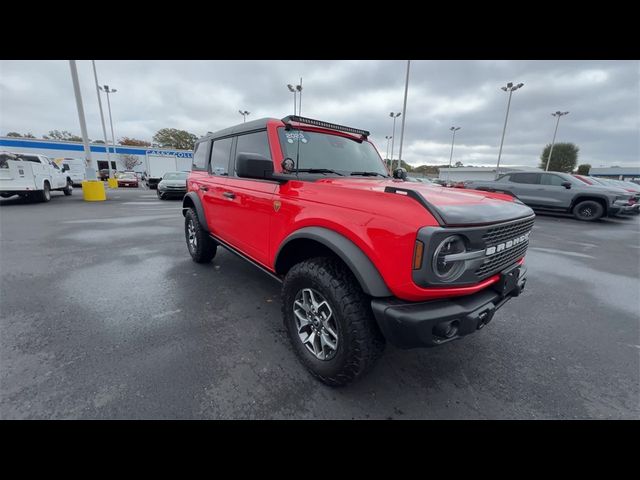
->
[63,179,73,196]
[573,200,604,221]
[281,257,385,386]
[157,190,165,200]
[184,208,217,263]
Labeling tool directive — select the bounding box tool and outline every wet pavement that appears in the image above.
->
[1,188,639,419]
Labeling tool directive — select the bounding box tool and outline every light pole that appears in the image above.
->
[496,82,524,179]
[389,112,401,171]
[297,78,303,116]
[447,126,461,183]
[397,60,411,167]
[385,135,393,170]
[287,80,303,116]
[91,61,111,179]
[545,111,570,171]
[69,61,94,181]
[99,84,118,174]
[239,110,250,123]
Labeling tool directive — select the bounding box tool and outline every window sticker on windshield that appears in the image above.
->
[328,137,345,148]
[285,131,308,144]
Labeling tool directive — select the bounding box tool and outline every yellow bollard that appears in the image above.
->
[107,178,118,188]
[82,180,107,201]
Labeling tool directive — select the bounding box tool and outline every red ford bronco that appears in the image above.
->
[182,116,534,385]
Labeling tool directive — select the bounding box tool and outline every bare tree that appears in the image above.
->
[120,154,141,171]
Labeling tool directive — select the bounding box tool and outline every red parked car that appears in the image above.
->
[117,172,139,188]
[182,116,534,385]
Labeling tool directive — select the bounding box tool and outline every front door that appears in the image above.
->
[219,130,277,266]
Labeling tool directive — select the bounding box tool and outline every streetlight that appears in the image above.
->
[91,61,111,179]
[389,112,402,171]
[239,110,250,123]
[447,126,461,183]
[99,84,118,174]
[545,111,570,171]
[385,135,393,170]
[287,80,303,116]
[69,61,94,181]
[496,82,524,178]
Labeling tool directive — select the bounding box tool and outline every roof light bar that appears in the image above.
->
[282,115,370,138]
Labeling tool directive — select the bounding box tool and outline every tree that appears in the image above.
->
[6,132,22,137]
[454,161,463,168]
[94,140,105,144]
[120,154,141,170]
[538,142,579,173]
[152,128,198,150]
[119,137,151,147]
[576,164,591,175]
[46,130,85,142]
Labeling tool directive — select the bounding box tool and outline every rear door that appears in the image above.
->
[198,137,234,240]
[505,172,541,204]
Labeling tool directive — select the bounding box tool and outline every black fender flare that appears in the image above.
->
[275,227,392,297]
[182,192,209,232]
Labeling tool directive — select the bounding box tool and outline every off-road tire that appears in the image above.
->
[63,179,73,196]
[39,182,51,202]
[185,208,216,263]
[573,200,604,221]
[282,256,385,386]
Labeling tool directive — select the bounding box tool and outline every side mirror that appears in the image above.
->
[393,167,407,180]
[236,153,274,180]
[561,181,572,189]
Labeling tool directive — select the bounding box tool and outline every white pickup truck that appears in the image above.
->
[0,151,74,202]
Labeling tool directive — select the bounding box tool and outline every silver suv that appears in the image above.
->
[465,171,633,221]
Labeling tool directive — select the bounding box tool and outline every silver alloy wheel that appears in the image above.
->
[581,206,593,217]
[187,220,197,251]
[68,181,73,192]
[44,184,50,200]
[293,288,339,360]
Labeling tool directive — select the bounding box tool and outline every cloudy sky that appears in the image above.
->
[1,60,638,168]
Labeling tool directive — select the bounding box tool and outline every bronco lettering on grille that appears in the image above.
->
[485,232,531,256]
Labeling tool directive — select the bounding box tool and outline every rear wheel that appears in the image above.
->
[63,179,73,196]
[39,182,51,202]
[282,256,385,386]
[185,208,216,263]
[573,200,603,221]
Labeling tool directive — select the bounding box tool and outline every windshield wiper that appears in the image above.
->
[350,171,389,177]
[293,168,344,176]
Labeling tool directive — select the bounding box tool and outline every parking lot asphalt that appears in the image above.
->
[1,187,639,419]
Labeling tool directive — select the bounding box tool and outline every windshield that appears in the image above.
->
[163,172,188,180]
[278,129,388,176]
[121,173,137,179]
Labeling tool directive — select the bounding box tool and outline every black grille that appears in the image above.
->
[475,216,534,279]
[475,242,528,278]
[482,216,534,247]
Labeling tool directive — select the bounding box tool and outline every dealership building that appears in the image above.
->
[588,167,639,181]
[438,166,541,182]
[0,137,193,174]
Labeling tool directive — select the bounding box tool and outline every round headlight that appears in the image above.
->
[432,235,467,282]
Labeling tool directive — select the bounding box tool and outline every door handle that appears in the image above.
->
[199,185,209,192]
[223,191,236,199]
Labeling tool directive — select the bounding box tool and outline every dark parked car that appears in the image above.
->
[157,171,188,199]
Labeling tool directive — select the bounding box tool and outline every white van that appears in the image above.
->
[53,157,86,186]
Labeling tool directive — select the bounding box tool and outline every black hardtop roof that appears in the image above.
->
[197,118,276,144]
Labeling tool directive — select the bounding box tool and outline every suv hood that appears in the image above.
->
[318,178,535,226]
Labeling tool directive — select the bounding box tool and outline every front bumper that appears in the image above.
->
[371,266,526,349]
[159,188,186,197]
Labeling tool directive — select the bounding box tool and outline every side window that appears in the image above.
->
[496,174,511,182]
[233,130,272,176]
[210,137,233,176]
[540,174,566,186]
[510,173,540,184]
[192,140,211,171]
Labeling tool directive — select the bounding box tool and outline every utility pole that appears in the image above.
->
[389,112,401,170]
[99,85,118,177]
[397,60,411,168]
[92,61,111,179]
[69,60,95,180]
[545,111,570,171]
